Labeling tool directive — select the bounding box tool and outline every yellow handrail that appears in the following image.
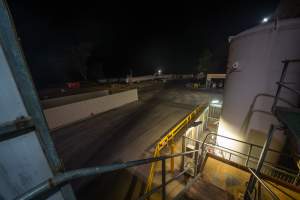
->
[145,103,208,193]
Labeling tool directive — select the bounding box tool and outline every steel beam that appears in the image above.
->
[0,117,34,142]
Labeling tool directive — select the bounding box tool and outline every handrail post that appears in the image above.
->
[256,125,275,174]
[293,171,300,185]
[181,136,185,171]
[194,137,201,176]
[257,181,261,200]
[272,61,289,112]
[170,140,175,174]
[245,145,252,167]
[162,159,166,200]
[198,133,213,173]
[245,124,275,199]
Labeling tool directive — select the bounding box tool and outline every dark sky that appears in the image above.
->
[8,0,279,89]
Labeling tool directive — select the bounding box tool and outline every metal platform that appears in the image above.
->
[180,178,234,200]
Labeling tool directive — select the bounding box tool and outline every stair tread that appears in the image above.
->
[183,178,235,200]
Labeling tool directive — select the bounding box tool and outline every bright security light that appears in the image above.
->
[262,17,269,23]
[158,69,162,75]
[211,99,219,104]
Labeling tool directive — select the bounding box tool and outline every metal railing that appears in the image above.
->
[261,165,300,185]
[145,103,208,193]
[246,168,280,200]
[15,131,299,200]
[15,150,198,200]
[264,180,299,200]
[240,92,297,135]
[207,103,222,132]
[272,59,300,112]
[183,133,300,186]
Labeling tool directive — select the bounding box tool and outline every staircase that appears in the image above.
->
[178,178,234,200]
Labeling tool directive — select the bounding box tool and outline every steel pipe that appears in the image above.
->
[16,150,198,200]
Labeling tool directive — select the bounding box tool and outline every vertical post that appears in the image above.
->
[194,138,200,176]
[205,107,208,129]
[257,182,262,200]
[272,61,289,112]
[245,124,275,199]
[170,141,175,174]
[256,124,275,174]
[198,134,208,174]
[293,171,300,185]
[245,145,252,167]
[162,159,166,200]
[181,136,185,171]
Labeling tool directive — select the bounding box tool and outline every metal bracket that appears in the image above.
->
[191,120,202,127]
[0,116,35,142]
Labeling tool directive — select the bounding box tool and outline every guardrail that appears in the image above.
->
[15,150,198,200]
[184,134,299,199]
[16,134,299,200]
[272,59,300,111]
[145,103,208,193]
[184,133,300,186]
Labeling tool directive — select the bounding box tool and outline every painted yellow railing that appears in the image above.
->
[145,103,208,193]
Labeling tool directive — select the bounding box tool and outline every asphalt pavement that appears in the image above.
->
[51,81,222,196]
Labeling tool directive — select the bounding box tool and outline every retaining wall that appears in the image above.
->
[41,90,109,109]
[44,89,138,129]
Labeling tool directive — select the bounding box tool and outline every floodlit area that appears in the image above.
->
[1,1,300,200]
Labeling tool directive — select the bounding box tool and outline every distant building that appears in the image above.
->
[205,73,226,88]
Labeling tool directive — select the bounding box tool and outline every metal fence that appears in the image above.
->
[206,103,222,133]
[183,133,300,187]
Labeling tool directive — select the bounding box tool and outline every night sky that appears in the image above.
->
[8,0,279,89]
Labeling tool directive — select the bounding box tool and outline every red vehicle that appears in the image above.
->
[66,82,80,89]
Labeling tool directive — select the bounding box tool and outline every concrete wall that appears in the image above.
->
[44,89,138,129]
[126,74,176,83]
[41,90,109,109]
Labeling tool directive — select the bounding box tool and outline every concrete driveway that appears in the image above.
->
[51,81,222,197]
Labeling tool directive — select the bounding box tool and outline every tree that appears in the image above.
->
[70,42,93,81]
[197,49,213,73]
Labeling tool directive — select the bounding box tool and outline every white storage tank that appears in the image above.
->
[218,18,300,166]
